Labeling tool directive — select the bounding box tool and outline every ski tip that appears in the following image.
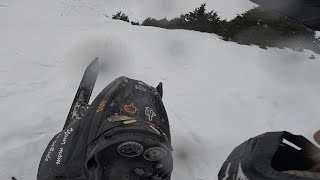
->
[87,57,99,71]
[92,57,99,64]
[87,57,99,67]
[11,176,17,180]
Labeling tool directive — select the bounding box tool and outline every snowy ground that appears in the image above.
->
[0,0,320,179]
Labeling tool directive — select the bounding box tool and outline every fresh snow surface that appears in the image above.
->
[0,0,319,179]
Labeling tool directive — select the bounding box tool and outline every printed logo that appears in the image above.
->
[61,128,73,145]
[222,163,231,180]
[45,140,56,162]
[54,127,73,165]
[45,133,61,162]
[160,130,168,141]
[236,163,249,180]
[145,107,156,121]
[123,120,137,124]
[96,101,107,112]
[149,124,160,135]
[56,148,64,165]
[107,114,135,122]
[135,84,146,91]
[124,103,137,114]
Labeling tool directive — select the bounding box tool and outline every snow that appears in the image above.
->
[0,0,319,179]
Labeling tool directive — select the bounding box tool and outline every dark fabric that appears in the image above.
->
[250,0,320,30]
[218,131,320,180]
[37,76,172,180]
[86,133,173,180]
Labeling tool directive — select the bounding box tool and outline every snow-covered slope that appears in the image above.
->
[0,0,319,179]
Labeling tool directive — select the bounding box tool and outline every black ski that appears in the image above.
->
[63,58,99,130]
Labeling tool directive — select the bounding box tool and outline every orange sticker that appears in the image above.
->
[107,114,135,122]
[124,103,137,114]
[123,120,137,124]
[149,124,161,135]
[96,101,107,112]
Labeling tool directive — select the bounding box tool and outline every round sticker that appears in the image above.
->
[143,147,167,161]
[117,141,144,157]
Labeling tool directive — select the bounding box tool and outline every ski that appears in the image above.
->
[63,58,99,130]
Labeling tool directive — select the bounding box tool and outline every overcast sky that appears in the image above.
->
[72,0,258,21]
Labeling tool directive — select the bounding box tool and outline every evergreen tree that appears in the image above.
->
[131,21,140,25]
[112,11,130,22]
[139,4,320,53]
